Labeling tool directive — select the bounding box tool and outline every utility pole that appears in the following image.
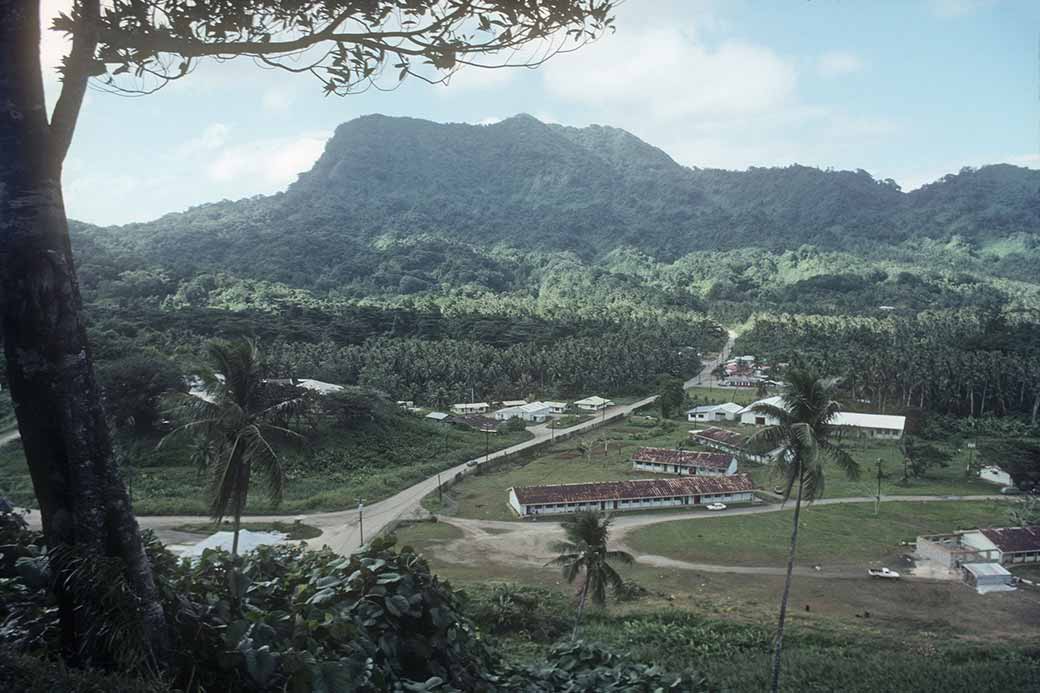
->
[437,472,443,505]
[357,499,365,547]
[874,458,883,516]
[484,428,490,465]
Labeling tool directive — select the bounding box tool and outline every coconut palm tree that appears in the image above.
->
[163,339,304,556]
[750,369,859,693]
[547,512,633,638]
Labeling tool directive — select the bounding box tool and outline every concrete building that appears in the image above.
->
[544,401,568,414]
[686,402,743,423]
[691,427,777,463]
[425,411,450,423]
[980,466,1013,487]
[631,447,737,476]
[451,402,490,415]
[962,561,1015,593]
[964,527,1040,565]
[507,475,756,517]
[738,397,906,439]
[494,401,551,423]
[573,395,613,412]
[499,399,528,408]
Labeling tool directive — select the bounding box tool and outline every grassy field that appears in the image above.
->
[172,520,323,540]
[683,386,763,406]
[394,519,465,547]
[626,500,1012,566]
[390,519,1040,654]
[747,436,997,498]
[0,421,531,515]
[433,414,998,521]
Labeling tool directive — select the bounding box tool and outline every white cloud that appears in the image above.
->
[261,86,294,112]
[207,131,330,186]
[543,27,796,120]
[40,0,73,112]
[176,123,231,158]
[440,63,517,92]
[817,51,865,77]
[929,0,994,18]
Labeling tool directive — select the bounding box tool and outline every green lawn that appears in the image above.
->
[626,500,1012,567]
[394,520,465,550]
[0,422,532,515]
[434,418,698,521]
[684,387,764,406]
[435,416,1001,522]
[172,520,323,540]
[748,438,998,498]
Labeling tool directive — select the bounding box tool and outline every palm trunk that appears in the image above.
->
[572,574,591,640]
[231,511,242,558]
[0,0,166,666]
[770,473,804,693]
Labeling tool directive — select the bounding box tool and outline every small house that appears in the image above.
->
[686,402,743,423]
[544,401,568,415]
[495,401,551,423]
[499,399,528,408]
[425,411,450,423]
[451,402,490,415]
[574,396,613,412]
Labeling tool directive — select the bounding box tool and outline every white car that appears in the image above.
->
[867,567,901,579]
[706,502,727,511]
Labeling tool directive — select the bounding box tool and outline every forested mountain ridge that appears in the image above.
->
[74,114,1040,296]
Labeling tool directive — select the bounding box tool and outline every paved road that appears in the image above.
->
[22,396,659,552]
[25,337,732,551]
[684,329,736,390]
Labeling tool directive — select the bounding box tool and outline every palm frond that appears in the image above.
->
[604,549,634,565]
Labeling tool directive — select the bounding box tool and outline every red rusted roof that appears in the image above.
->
[512,475,754,506]
[631,447,733,470]
[693,427,747,448]
[979,526,1040,554]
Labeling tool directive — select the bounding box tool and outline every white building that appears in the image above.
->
[687,402,743,423]
[631,447,737,477]
[961,527,1040,566]
[574,395,613,412]
[738,397,906,439]
[507,475,755,517]
[494,401,551,423]
[738,396,785,426]
[425,411,450,423]
[980,466,1012,487]
[499,399,528,408]
[544,401,568,414]
[296,378,345,395]
[451,402,490,415]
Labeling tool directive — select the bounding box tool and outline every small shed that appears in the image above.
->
[962,562,1015,594]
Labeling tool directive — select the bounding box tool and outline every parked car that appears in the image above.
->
[706,502,727,511]
[868,567,901,579]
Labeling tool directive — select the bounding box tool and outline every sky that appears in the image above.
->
[41,0,1040,226]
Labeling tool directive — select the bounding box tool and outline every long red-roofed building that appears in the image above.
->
[631,447,737,477]
[508,475,755,517]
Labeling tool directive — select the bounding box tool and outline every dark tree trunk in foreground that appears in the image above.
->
[770,473,804,693]
[0,0,166,665]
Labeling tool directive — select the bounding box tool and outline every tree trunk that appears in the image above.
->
[0,0,166,666]
[572,573,590,640]
[1032,393,1039,427]
[770,473,804,693]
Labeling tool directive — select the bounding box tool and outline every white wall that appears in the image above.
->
[740,411,780,426]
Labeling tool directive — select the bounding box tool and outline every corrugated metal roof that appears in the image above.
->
[512,474,754,505]
[980,526,1040,554]
[631,447,732,470]
[693,427,747,448]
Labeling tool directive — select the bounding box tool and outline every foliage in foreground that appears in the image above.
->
[0,509,696,692]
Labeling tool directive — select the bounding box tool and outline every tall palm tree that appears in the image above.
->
[750,369,859,693]
[546,511,633,639]
[163,339,304,556]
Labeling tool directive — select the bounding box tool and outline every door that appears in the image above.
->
[694,495,701,504]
